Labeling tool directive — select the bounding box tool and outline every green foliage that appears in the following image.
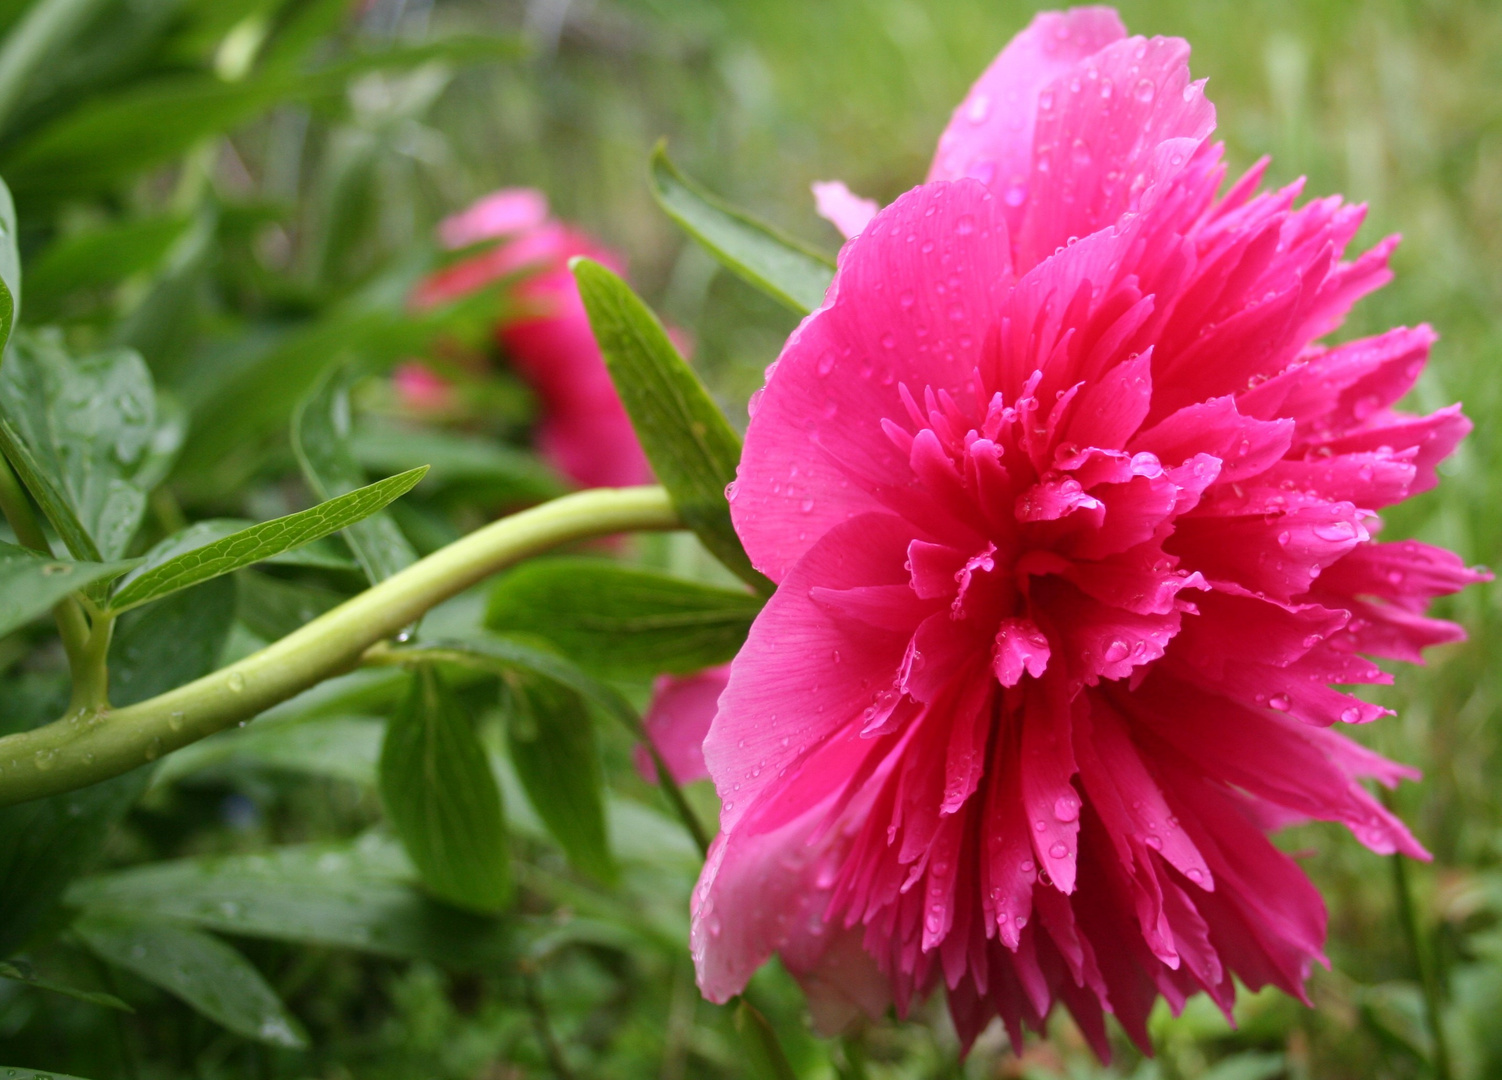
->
[502,670,614,883]
[72,912,306,1047]
[573,256,771,594]
[0,541,134,638]
[379,665,511,914]
[0,958,130,1012]
[0,329,178,562]
[650,143,835,316]
[293,368,418,584]
[486,556,763,678]
[107,465,426,611]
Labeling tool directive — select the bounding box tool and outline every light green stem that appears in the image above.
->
[0,485,679,805]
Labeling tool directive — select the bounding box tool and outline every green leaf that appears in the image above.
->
[24,213,191,322]
[0,957,132,1012]
[388,637,712,855]
[73,912,306,1047]
[734,998,800,1080]
[0,329,178,561]
[351,420,566,506]
[650,143,834,316]
[107,466,426,611]
[0,576,235,958]
[292,369,417,584]
[0,36,524,203]
[0,1070,95,1079]
[233,571,347,642]
[154,715,384,790]
[486,556,762,678]
[0,0,114,141]
[380,666,511,914]
[571,258,770,595]
[65,836,515,968]
[503,672,614,883]
[0,541,136,638]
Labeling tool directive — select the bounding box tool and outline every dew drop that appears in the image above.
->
[1053,795,1080,823]
[1314,521,1356,542]
[1103,639,1130,663]
[817,352,835,376]
[1341,705,1363,723]
[747,387,765,417]
[1134,78,1156,102]
[1268,693,1292,712]
[880,332,898,350]
[1144,834,1163,851]
[227,672,246,693]
[1048,842,1069,860]
[33,749,56,771]
[724,480,739,502]
[168,710,185,732]
[955,215,975,236]
[1186,867,1204,883]
[1034,819,1047,833]
[965,94,992,124]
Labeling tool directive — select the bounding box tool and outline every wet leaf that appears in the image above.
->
[73,912,306,1047]
[108,467,426,611]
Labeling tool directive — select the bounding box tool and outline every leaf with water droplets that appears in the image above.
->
[0,329,179,565]
[571,257,771,595]
[0,541,137,639]
[649,143,834,316]
[73,912,307,1047]
[486,556,763,679]
[107,467,427,612]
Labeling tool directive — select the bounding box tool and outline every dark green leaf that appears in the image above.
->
[0,957,131,1012]
[486,556,762,678]
[65,836,514,968]
[380,666,510,914]
[0,0,113,141]
[233,571,347,642]
[0,576,234,957]
[293,369,417,584]
[735,998,800,1080]
[572,258,770,594]
[73,912,306,1047]
[0,1070,95,1079]
[0,329,178,561]
[650,143,834,315]
[503,672,614,883]
[0,541,136,638]
[107,467,426,611]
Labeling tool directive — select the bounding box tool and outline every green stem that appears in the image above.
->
[0,485,679,805]
[0,454,93,667]
[1391,848,1452,1080]
[65,608,115,715]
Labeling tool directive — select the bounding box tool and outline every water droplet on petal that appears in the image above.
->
[1053,795,1080,823]
[1268,693,1292,712]
[1048,842,1069,860]
[1103,639,1130,663]
[1134,78,1156,102]
[1341,705,1363,723]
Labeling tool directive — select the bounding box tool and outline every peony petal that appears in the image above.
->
[635,666,729,785]
[734,181,1013,581]
[813,180,881,239]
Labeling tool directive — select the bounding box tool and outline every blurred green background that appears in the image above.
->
[0,0,1497,1077]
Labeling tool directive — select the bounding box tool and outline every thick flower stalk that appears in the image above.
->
[406,187,653,489]
[690,6,1488,1057]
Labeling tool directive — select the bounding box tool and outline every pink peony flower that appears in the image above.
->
[694,6,1489,1057]
[408,189,652,490]
[634,665,730,785]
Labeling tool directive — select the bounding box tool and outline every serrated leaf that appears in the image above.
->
[0,329,176,561]
[380,666,510,914]
[486,556,762,678]
[73,912,307,1047]
[0,958,132,1012]
[0,576,235,958]
[650,144,834,315]
[0,541,136,638]
[503,673,614,883]
[65,836,514,968]
[572,258,770,595]
[293,368,417,584]
[107,467,426,611]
